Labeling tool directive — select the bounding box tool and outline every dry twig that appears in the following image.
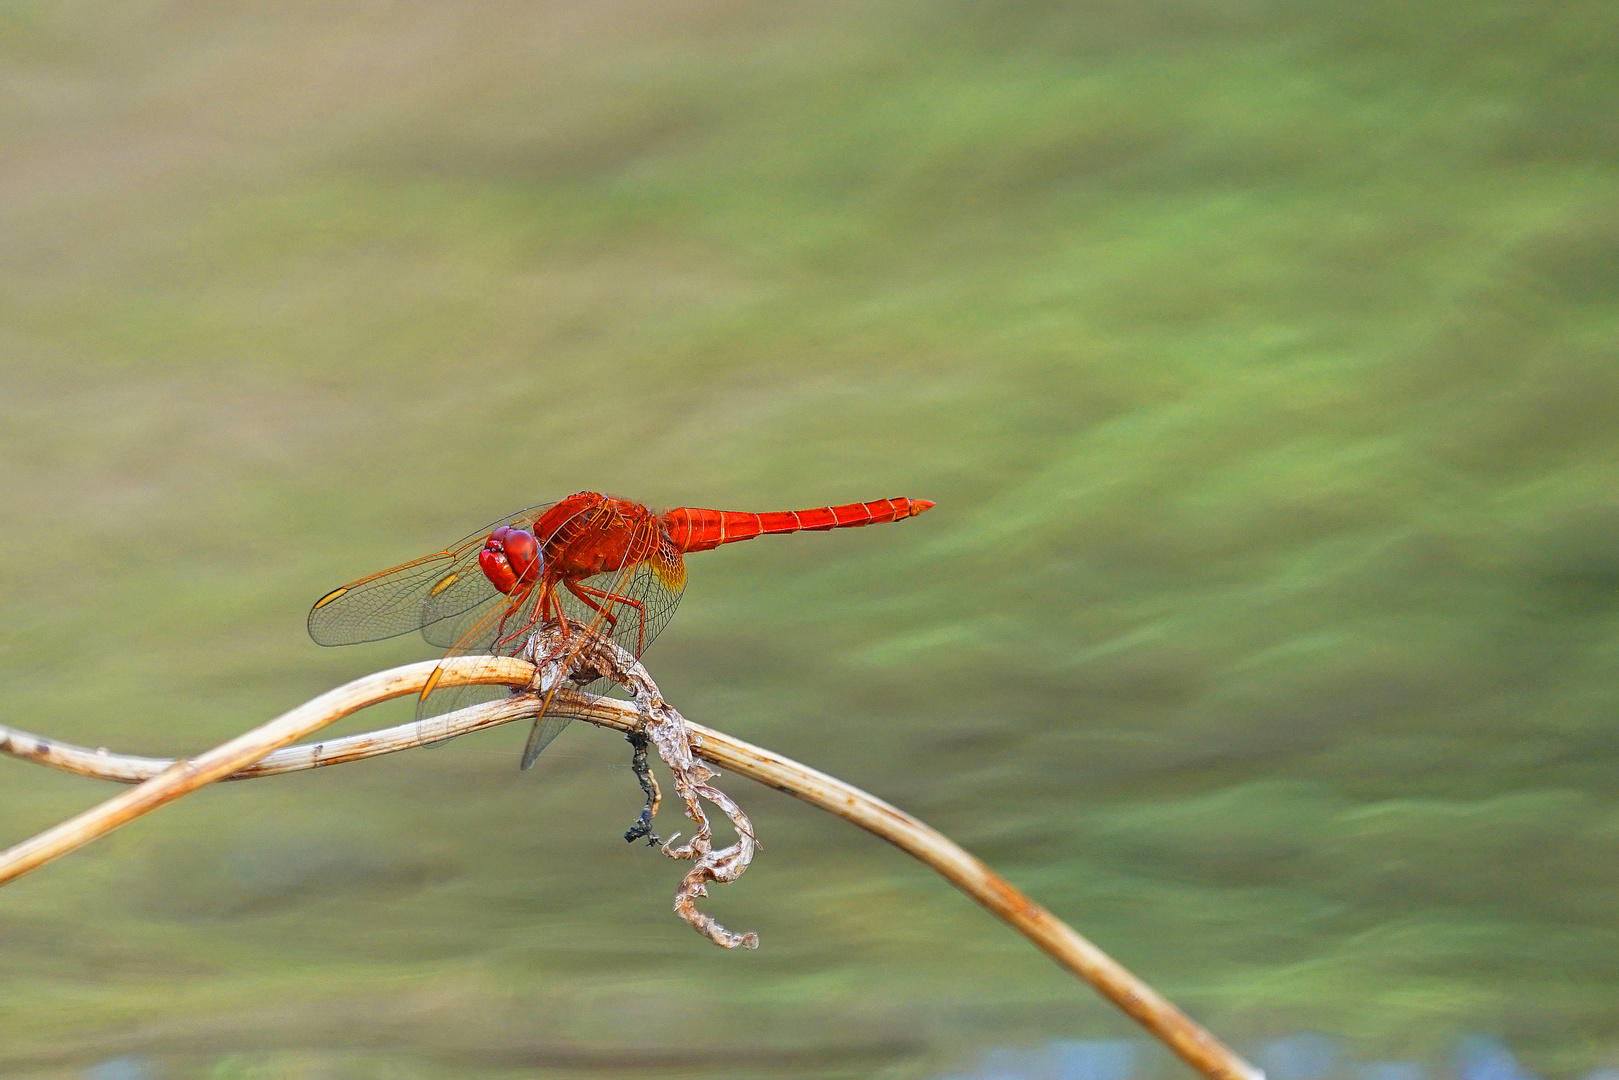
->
[0,656,534,888]
[0,655,1262,1080]
[523,627,762,948]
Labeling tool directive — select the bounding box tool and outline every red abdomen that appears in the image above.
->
[661,497,934,553]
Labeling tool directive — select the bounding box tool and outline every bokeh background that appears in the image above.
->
[3,1,1618,1077]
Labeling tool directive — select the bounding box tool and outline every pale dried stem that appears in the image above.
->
[0,657,1261,1080]
[0,656,536,889]
[532,628,760,948]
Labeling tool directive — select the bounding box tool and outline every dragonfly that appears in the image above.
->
[308,492,934,768]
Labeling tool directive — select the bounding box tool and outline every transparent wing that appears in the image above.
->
[554,555,685,664]
[520,716,572,770]
[414,585,547,746]
[413,500,607,746]
[422,590,505,650]
[548,520,686,702]
[307,503,552,646]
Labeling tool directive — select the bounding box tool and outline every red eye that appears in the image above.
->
[478,526,542,594]
[503,528,542,584]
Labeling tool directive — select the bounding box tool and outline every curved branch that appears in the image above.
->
[0,694,551,782]
[0,659,1260,1080]
[0,657,535,886]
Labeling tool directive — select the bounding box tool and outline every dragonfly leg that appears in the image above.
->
[490,594,526,651]
[493,583,561,653]
[547,588,571,641]
[562,579,622,631]
[567,581,648,655]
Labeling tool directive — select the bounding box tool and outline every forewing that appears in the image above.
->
[307,503,552,646]
[308,551,477,646]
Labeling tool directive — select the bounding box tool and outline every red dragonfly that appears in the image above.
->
[309,492,934,767]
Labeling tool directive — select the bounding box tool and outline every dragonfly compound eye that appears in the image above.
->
[502,527,542,584]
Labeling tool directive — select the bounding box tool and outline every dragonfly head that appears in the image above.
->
[480,525,544,595]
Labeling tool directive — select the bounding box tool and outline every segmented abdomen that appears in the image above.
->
[662,497,933,553]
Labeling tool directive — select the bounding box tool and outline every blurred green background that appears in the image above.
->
[2,0,1617,1077]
